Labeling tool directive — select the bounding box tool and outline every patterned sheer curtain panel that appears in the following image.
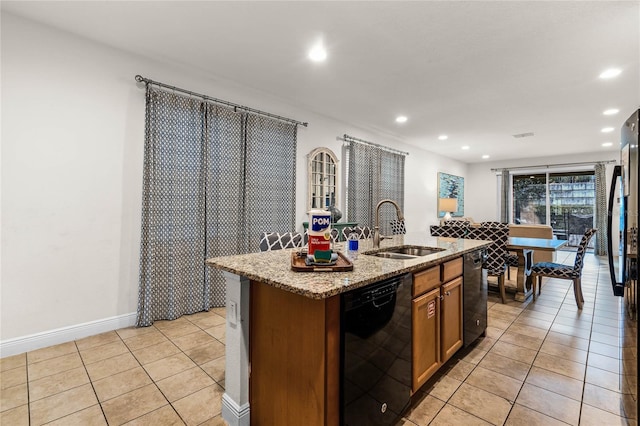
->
[243,115,297,252]
[500,170,510,223]
[203,105,246,309]
[137,86,297,326]
[344,137,406,234]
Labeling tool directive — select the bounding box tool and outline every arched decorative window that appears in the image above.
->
[307,147,339,211]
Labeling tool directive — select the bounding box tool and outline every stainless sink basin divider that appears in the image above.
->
[364,245,446,259]
[372,252,419,260]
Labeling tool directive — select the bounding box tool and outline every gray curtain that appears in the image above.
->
[594,163,607,255]
[137,86,297,326]
[500,170,510,222]
[203,104,245,309]
[243,115,297,252]
[344,138,405,235]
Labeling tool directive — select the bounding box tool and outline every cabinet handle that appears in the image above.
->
[439,295,444,301]
[445,291,451,296]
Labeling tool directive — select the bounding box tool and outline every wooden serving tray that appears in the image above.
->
[291,251,354,272]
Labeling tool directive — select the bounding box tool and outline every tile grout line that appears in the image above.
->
[26,351,31,426]
[424,287,563,425]
[499,273,573,425]
[578,263,602,426]
[76,339,110,425]
[119,313,226,425]
[30,312,225,425]
[148,317,220,425]
[584,260,634,421]
[423,267,575,420]
[466,248,592,424]
[113,312,226,424]
[128,326,190,424]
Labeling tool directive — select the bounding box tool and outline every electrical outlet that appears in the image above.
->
[228,301,237,325]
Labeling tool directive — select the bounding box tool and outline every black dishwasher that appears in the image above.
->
[341,273,412,426]
[463,249,488,346]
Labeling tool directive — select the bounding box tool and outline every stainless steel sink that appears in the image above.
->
[365,245,445,259]
[369,252,419,260]
[384,246,445,256]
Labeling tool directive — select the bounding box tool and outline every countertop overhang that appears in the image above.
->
[206,233,491,299]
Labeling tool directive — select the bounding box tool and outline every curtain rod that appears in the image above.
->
[339,134,409,156]
[135,75,308,127]
[491,159,616,172]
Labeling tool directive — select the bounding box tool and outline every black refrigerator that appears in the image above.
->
[607,109,638,310]
[606,109,638,414]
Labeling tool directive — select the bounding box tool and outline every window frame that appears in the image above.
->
[307,147,339,212]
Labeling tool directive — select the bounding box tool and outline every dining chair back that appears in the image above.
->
[330,228,340,243]
[390,219,407,235]
[429,225,469,238]
[342,226,373,240]
[481,221,519,277]
[302,228,340,246]
[480,221,509,229]
[444,219,472,227]
[529,228,597,309]
[468,226,509,303]
[259,231,304,252]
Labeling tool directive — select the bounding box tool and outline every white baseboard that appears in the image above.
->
[0,312,137,358]
[221,393,250,426]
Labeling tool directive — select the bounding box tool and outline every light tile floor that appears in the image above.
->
[1,308,228,425]
[400,251,638,426]
[0,252,637,425]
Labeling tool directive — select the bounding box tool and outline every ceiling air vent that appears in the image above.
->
[513,132,534,138]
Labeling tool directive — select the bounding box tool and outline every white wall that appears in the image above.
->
[467,151,620,223]
[1,14,147,347]
[1,13,466,353]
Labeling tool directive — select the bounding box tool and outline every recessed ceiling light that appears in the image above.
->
[461,145,470,150]
[395,116,408,123]
[308,43,327,62]
[482,155,490,159]
[602,142,613,147]
[438,135,448,140]
[603,108,619,116]
[601,127,615,133]
[599,68,621,79]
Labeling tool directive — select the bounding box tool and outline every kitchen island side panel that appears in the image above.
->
[250,280,340,425]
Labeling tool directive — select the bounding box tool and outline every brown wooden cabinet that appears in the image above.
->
[412,287,441,391]
[249,255,465,420]
[441,276,463,363]
[411,257,463,393]
[250,281,340,425]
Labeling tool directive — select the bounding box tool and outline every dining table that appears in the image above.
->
[506,236,568,301]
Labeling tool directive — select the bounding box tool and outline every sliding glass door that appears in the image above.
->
[511,171,595,247]
[513,174,547,225]
[549,172,595,247]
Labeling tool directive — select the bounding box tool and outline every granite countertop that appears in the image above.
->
[205,232,491,299]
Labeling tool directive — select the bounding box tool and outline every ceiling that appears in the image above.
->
[3,1,639,163]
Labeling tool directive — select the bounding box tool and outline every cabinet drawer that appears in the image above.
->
[413,266,441,297]
[442,257,463,282]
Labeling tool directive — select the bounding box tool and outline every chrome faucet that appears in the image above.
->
[373,199,404,248]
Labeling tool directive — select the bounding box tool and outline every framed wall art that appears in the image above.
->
[437,172,464,217]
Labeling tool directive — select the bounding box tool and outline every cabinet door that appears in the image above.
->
[441,276,463,363]
[412,287,441,392]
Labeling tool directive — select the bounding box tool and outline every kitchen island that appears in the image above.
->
[206,233,491,426]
